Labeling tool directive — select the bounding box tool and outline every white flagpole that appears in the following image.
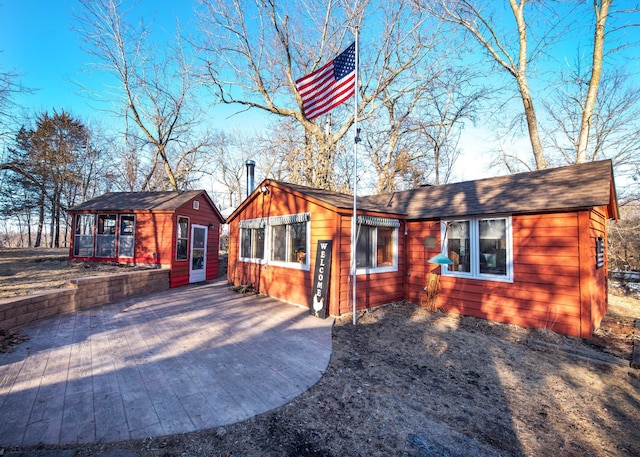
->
[351,27,360,326]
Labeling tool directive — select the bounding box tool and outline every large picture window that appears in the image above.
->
[356,216,399,273]
[442,216,513,282]
[239,218,266,262]
[96,214,117,257]
[74,214,95,257]
[269,213,310,268]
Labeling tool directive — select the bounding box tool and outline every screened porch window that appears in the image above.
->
[118,214,135,258]
[96,214,117,257]
[74,214,95,257]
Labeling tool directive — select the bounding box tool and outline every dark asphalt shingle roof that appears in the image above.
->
[69,190,207,212]
[268,160,616,220]
[270,181,396,214]
[361,159,616,219]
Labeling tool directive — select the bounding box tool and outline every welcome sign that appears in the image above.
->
[310,240,332,318]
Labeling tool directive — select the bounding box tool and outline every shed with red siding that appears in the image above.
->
[68,190,224,288]
[226,160,618,338]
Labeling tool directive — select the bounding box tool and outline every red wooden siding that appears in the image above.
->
[169,197,222,287]
[69,192,222,289]
[135,211,174,265]
[334,214,405,315]
[405,211,608,338]
[228,180,613,339]
[227,186,339,310]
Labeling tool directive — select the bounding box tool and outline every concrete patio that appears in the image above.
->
[0,279,334,446]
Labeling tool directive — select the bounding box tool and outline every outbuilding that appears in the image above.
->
[68,190,224,287]
[226,160,618,338]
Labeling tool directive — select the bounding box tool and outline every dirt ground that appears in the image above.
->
[0,248,157,299]
[1,248,640,456]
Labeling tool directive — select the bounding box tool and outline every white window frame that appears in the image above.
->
[239,218,266,264]
[441,215,514,283]
[355,216,399,275]
[267,213,311,271]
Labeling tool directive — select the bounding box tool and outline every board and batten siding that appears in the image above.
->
[407,211,607,338]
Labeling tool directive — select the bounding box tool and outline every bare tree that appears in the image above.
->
[74,0,214,191]
[429,0,556,170]
[428,1,632,172]
[576,0,611,163]
[542,67,640,173]
[209,130,251,208]
[0,66,30,141]
[196,0,452,192]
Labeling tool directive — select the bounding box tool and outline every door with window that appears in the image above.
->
[189,224,207,283]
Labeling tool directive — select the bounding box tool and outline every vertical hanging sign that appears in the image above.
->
[310,240,332,318]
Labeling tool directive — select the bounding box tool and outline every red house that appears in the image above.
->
[226,160,618,338]
[68,190,224,287]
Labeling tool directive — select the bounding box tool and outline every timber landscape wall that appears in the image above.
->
[0,269,169,331]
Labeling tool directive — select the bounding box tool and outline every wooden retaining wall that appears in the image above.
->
[0,269,169,331]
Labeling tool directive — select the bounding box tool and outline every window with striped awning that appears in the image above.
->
[269,212,311,226]
[357,215,400,228]
[238,218,266,229]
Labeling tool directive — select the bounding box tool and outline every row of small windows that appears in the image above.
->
[74,214,135,258]
[239,214,513,282]
[240,215,310,268]
[239,213,400,273]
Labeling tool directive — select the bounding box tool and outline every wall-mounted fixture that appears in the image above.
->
[208,223,215,230]
[259,185,269,194]
[428,252,453,265]
[428,221,454,265]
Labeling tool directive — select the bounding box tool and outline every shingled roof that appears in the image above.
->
[69,190,219,214]
[269,180,397,214]
[228,160,618,223]
[361,159,618,220]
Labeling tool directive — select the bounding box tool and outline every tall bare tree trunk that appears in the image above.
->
[517,76,546,169]
[576,0,610,163]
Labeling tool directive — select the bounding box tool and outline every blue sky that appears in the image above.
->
[0,0,498,182]
[1,1,197,124]
[2,1,639,187]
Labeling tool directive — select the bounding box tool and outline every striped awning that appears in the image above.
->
[357,215,400,228]
[269,212,311,226]
[239,218,266,229]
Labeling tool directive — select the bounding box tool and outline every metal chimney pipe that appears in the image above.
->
[245,159,256,198]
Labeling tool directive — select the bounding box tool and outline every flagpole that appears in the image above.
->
[351,27,360,326]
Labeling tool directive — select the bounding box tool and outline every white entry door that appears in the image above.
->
[189,224,207,283]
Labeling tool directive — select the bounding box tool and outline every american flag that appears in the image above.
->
[296,42,356,120]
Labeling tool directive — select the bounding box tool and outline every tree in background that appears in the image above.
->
[0,66,30,142]
[74,0,215,191]
[1,110,98,247]
[429,0,628,172]
[195,0,480,192]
